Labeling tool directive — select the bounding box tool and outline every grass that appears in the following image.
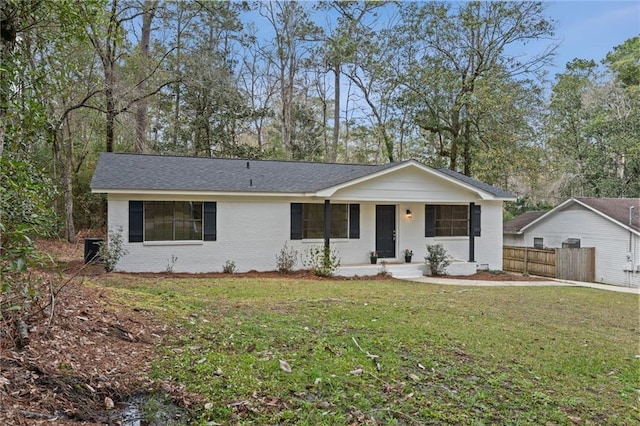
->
[96,275,639,425]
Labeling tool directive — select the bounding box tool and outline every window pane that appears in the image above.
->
[144,201,203,241]
[146,219,173,241]
[330,204,348,238]
[302,203,348,239]
[303,204,324,238]
[174,220,202,240]
[434,205,469,237]
[452,206,468,219]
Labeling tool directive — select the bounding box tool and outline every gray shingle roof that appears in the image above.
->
[90,153,513,198]
[576,197,640,232]
[435,168,515,199]
[503,211,547,234]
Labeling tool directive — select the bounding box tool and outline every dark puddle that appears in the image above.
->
[112,393,190,426]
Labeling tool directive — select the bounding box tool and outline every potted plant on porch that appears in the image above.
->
[403,249,413,263]
[368,250,378,264]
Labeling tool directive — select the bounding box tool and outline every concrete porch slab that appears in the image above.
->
[335,260,477,279]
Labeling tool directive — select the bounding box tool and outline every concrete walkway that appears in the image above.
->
[405,276,640,294]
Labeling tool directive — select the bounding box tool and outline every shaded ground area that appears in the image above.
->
[1,279,160,424]
[445,270,549,281]
[1,241,202,425]
[1,239,541,424]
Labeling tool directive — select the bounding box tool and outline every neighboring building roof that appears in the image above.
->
[90,152,514,199]
[503,211,547,234]
[575,197,640,233]
[515,197,640,235]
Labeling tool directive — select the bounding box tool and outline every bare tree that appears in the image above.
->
[259,1,320,159]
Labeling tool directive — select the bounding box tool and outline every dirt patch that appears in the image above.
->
[0,273,201,425]
[4,239,397,424]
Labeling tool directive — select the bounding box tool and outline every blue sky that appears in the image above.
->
[540,1,639,78]
[244,1,639,83]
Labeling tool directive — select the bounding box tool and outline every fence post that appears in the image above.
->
[524,247,528,275]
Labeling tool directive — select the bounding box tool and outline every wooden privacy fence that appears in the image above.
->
[503,246,595,282]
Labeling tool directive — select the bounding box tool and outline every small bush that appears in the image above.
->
[222,260,236,274]
[99,227,128,272]
[165,255,178,273]
[276,242,298,273]
[303,245,340,277]
[425,244,451,276]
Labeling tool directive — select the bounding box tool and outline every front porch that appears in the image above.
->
[335,260,477,279]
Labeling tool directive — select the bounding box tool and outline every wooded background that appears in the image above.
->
[1,1,639,246]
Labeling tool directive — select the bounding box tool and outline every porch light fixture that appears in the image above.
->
[405,209,412,219]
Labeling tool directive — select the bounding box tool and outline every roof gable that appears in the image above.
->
[519,197,640,235]
[316,160,514,200]
[90,153,514,199]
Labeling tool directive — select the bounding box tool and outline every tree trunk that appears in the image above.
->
[0,5,18,159]
[449,107,460,171]
[106,99,115,153]
[173,2,182,151]
[332,64,340,162]
[52,122,76,243]
[134,0,158,153]
[463,118,472,176]
[103,0,118,153]
[281,59,293,159]
[321,88,328,162]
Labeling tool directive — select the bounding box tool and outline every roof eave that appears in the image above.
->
[91,188,313,198]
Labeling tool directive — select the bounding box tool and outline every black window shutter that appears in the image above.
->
[472,204,481,237]
[129,201,143,242]
[291,203,303,240]
[203,202,217,241]
[425,205,436,237]
[349,204,360,239]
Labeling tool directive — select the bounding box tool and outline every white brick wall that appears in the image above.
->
[107,196,507,274]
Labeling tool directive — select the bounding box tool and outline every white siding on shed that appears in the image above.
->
[518,204,639,287]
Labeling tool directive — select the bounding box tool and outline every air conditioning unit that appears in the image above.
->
[562,238,581,248]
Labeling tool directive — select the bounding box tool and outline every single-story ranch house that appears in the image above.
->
[503,197,640,287]
[90,153,516,275]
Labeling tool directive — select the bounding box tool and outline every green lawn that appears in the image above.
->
[97,276,639,425]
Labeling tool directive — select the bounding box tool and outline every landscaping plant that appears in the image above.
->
[303,245,340,277]
[98,227,128,272]
[275,241,298,273]
[425,243,451,275]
